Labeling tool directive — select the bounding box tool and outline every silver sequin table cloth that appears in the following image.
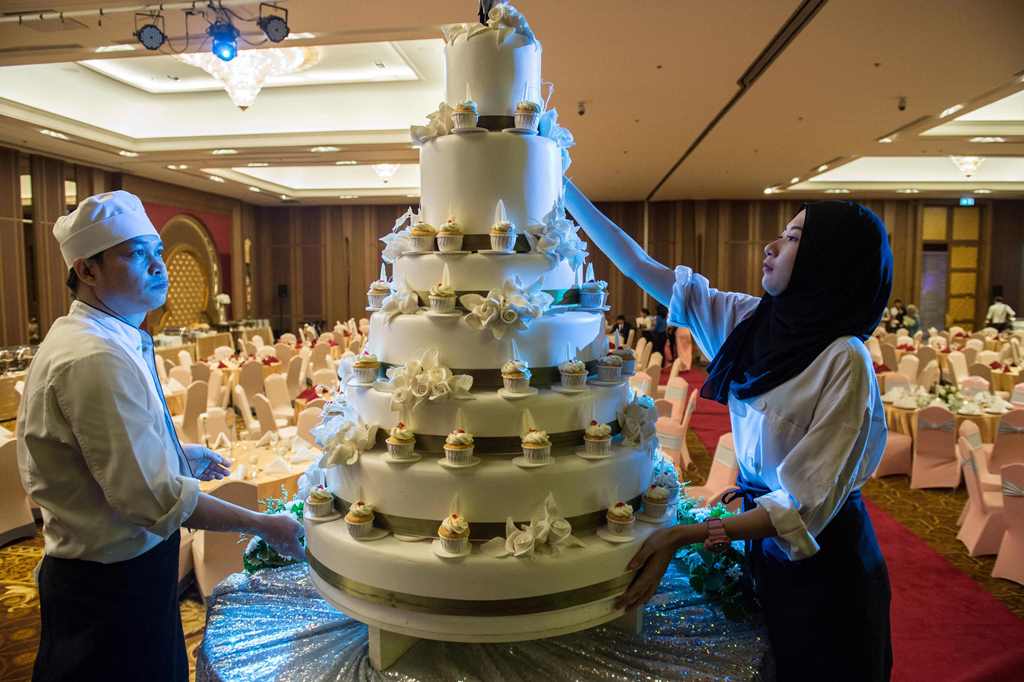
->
[196,560,768,681]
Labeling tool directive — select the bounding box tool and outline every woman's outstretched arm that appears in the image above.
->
[564,179,675,306]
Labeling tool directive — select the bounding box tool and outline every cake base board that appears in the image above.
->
[311,568,638,654]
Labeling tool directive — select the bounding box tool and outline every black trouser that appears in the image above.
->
[992,321,1009,333]
[730,482,893,681]
[34,531,187,682]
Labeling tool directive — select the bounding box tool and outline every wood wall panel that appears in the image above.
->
[0,148,28,346]
[990,200,1024,313]
[30,156,70,334]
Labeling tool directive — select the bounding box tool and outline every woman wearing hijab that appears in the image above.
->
[565,181,892,681]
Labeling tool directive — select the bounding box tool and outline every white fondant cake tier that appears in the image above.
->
[445,27,541,117]
[307,519,659,603]
[327,447,654,524]
[394,253,574,294]
[367,310,606,371]
[420,133,560,234]
[345,381,629,438]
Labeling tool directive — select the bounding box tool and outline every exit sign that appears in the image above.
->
[959,197,976,206]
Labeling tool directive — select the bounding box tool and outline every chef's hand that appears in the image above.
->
[182,444,232,481]
[258,513,306,560]
[615,525,693,610]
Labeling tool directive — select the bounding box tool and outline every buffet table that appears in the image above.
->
[0,372,26,422]
[196,560,768,681]
[884,403,1004,443]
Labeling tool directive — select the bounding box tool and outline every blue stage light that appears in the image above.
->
[208,20,239,62]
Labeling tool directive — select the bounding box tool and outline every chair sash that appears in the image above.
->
[920,419,954,432]
[664,385,686,402]
[999,421,1024,435]
[1003,480,1024,497]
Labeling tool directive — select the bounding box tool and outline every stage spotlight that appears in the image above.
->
[258,4,290,43]
[208,20,239,61]
[134,14,166,50]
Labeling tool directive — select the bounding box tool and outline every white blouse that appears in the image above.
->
[17,301,199,563]
[668,266,887,560]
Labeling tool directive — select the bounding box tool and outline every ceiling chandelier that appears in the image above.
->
[949,155,984,178]
[372,163,401,183]
[176,46,320,110]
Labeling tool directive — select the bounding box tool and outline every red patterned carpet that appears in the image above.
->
[674,365,1024,681]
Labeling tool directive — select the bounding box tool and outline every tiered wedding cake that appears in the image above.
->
[305,3,672,663]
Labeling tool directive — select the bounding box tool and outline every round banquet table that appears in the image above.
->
[884,403,1004,443]
[991,368,1021,395]
[196,561,769,681]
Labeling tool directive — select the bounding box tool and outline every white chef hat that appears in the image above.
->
[52,190,159,269]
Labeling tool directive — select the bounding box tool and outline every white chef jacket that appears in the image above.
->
[986,302,1016,325]
[17,301,199,563]
[668,266,887,560]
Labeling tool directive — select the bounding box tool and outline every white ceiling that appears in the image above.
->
[0,0,1021,204]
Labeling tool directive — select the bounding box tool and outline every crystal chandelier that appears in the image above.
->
[176,46,320,110]
[949,156,984,178]
[372,163,401,184]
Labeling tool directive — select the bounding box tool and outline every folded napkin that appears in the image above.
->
[290,441,317,463]
[164,378,186,393]
[229,463,248,480]
[210,432,231,450]
[254,431,276,448]
[262,456,291,474]
[14,381,24,396]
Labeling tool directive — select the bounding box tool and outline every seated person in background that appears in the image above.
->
[986,296,1016,333]
[609,314,634,344]
[637,307,654,343]
[902,304,920,336]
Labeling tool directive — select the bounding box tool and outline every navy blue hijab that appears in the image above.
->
[701,201,893,405]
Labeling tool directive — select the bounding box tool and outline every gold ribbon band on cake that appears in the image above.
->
[307,552,635,616]
[417,287,580,307]
[379,359,599,390]
[373,419,619,455]
[333,494,642,541]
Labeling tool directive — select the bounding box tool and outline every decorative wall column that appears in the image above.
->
[0,149,29,346]
[30,156,70,336]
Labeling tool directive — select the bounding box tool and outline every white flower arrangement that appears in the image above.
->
[459,275,553,341]
[935,382,964,412]
[410,102,455,146]
[481,493,584,559]
[441,2,537,47]
[380,207,422,263]
[385,348,473,411]
[316,419,378,468]
[618,393,658,451]
[524,196,588,272]
[379,278,420,323]
[537,107,575,173]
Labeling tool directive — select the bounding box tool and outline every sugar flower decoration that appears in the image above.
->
[460,275,553,340]
[379,278,420,323]
[386,348,473,410]
[410,102,455,146]
[618,393,658,451]
[524,195,588,271]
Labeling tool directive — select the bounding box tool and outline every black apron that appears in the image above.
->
[33,531,187,682]
[725,478,893,681]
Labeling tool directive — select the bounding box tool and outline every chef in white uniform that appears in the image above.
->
[17,191,304,682]
[565,182,893,681]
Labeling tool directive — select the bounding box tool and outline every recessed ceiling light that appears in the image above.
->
[790,177,800,184]
[825,188,850,194]
[973,189,992,194]
[280,194,291,200]
[762,187,779,195]
[284,32,316,40]
[338,194,360,199]
[969,137,1005,143]
[166,164,189,170]
[335,160,357,165]
[211,148,238,155]
[39,129,69,140]
[310,146,340,153]
[817,164,828,172]
[878,137,893,144]
[896,189,919,194]
[248,186,261,193]
[940,104,964,118]
[406,194,420,198]
[246,162,269,167]
[94,44,136,53]
[208,175,225,183]
[118,150,139,157]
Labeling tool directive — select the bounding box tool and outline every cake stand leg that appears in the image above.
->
[610,606,644,636]
[367,626,419,671]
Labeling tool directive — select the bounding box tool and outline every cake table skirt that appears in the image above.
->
[196,561,768,681]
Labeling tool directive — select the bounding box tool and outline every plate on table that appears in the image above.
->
[432,539,471,558]
[384,452,422,465]
[551,384,588,395]
[352,528,390,542]
[575,448,612,461]
[589,378,625,387]
[498,387,539,400]
[304,511,341,524]
[394,533,430,542]
[438,456,482,470]
[511,455,552,469]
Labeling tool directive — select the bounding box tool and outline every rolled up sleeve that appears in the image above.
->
[754,345,882,560]
[667,266,761,361]
[53,351,199,539]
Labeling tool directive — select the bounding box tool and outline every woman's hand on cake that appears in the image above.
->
[617,525,702,610]
[259,513,306,560]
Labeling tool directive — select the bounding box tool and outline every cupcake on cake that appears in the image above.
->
[583,420,612,456]
[501,360,532,393]
[345,500,375,539]
[558,359,588,388]
[428,281,457,313]
[352,353,381,383]
[452,97,479,130]
[514,99,541,131]
[642,484,671,519]
[597,354,623,382]
[579,279,608,308]
[443,428,475,465]
[305,486,334,518]
[521,428,551,463]
[366,279,391,308]
[606,501,635,536]
[386,422,416,460]
[437,513,470,554]
[490,220,517,252]
[612,347,637,375]
[436,217,464,252]
[409,222,437,251]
